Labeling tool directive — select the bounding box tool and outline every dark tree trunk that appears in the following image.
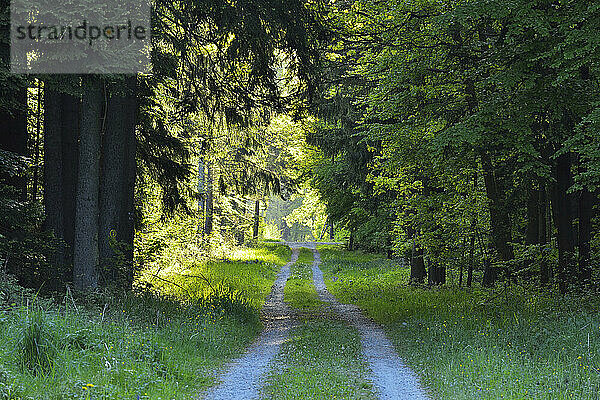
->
[281,220,291,241]
[410,245,426,284]
[231,198,245,245]
[550,152,576,293]
[253,199,260,239]
[204,163,213,236]
[539,186,550,285]
[459,235,466,287]
[43,86,66,271]
[329,220,334,240]
[578,187,593,284]
[467,230,475,287]
[99,80,137,288]
[73,77,103,291]
[0,7,27,200]
[60,91,79,277]
[0,85,28,200]
[466,171,478,288]
[428,260,446,285]
[197,157,205,233]
[32,80,43,201]
[480,152,514,286]
[526,187,540,245]
[348,228,355,251]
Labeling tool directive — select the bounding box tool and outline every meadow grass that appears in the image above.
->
[284,248,324,311]
[261,320,377,400]
[318,245,600,400]
[0,242,290,399]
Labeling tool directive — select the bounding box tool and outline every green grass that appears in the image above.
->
[284,248,323,311]
[261,319,376,399]
[297,247,315,264]
[0,242,290,399]
[318,245,600,400]
[264,245,376,399]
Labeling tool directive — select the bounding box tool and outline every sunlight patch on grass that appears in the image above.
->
[284,250,323,311]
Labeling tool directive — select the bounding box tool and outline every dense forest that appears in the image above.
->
[4,0,600,295]
[2,0,600,397]
[306,0,600,293]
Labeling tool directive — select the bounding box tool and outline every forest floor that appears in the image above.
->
[0,243,290,399]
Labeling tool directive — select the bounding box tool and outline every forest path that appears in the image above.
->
[201,248,299,400]
[310,246,430,400]
[202,242,428,400]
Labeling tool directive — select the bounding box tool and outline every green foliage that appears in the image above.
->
[301,0,600,289]
[0,183,61,292]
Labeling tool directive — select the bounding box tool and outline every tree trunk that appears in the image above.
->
[526,187,540,245]
[73,77,103,291]
[32,80,43,201]
[578,187,593,284]
[197,157,205,233]
[480,152,514,286]
[459,235,466,287]
[539,186,550,285]
[467,229,475,287]
[122,92,137,288]
[204,163,213,236]
[43,86,66,271]
[348,228,355,251]
[329,220,334,240]
[0,8,27,200]
[61,91,80,278]
[0,85,28,200]
[410,243,426,284]
[550,152,576,293]
[99,79,137,288]
[428,260,446,285]
[253,198,260,239]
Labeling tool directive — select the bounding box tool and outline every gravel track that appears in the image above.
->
[310,247,429,400]
[201,249,299,400]
[201,242,428,400]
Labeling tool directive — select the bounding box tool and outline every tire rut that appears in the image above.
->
[201,249,299,400]
[311,248,430,400]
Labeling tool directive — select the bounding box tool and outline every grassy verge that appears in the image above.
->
[0,242,290,399]
[261,320,377,400]
[318,245,600,400]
